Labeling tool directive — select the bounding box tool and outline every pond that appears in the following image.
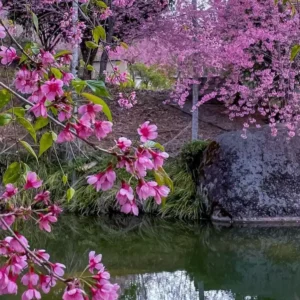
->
[3,215,300,300]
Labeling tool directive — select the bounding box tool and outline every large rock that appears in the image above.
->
[203,125,300,223]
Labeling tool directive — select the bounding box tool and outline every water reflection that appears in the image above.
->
[2,215,300,300]
[118,271,236,300]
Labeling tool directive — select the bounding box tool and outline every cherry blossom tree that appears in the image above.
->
[0,0,173,298]
[117,0,300,138]
[2,0,172,78]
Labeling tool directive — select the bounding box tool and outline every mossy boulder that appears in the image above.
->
[203,125,300,223]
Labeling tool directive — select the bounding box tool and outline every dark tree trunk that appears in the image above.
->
[80,38,98,80]
[99,12,115,80]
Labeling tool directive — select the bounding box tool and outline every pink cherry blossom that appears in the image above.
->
[121,201,139,216]
[28,89,44,103]
[78,103,102,123]
[117,157,134,174]
[134,150,154,177]
[21,288,41,300]
[6,254,27,274]
[0,25,6,38]
[40,51,55,65]
[52,263,66,277]
[34,191,50,205]
[24,172,43,190]
[136,181,157,201]
[87,168,116,192]
[151,151,169,169]
[89,251,103,273]
[0,269,9,292]
[116,182,134,205]
[49,204,63,216]
[30,99,47,118]
[62,72,75,86]
[15,69,39,94]
[39,275,56,294]
[38,213,57,232]
[59,54,72,65]
[34,249,50,262]
[41,78,64,101]
[1,183,18,200]
[116,137,132,152]
[91,283,119,300]
[21,271,39,286]
[153,185,170,205]
[100,8,113,20]
[58,104,72,122]
[137,121,158,142]
[0,274,18,295]
[0,46,17,65]
[5,234,29,253]
[93,267,111,282]
[63,287,86,300]
[0,215,15,230]
[74,119,93,139]
[56,125,75,143]
[94,121,113,140]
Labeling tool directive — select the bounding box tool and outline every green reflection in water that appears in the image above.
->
[2,215,300,300]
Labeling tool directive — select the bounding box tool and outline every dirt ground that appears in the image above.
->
[101,90,265,156]
[0,89,265,157]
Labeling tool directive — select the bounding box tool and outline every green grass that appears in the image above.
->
[2,140,210,220]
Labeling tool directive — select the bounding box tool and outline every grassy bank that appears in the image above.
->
[0,141,210,220]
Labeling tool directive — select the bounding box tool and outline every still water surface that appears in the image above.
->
[3,215,300,300]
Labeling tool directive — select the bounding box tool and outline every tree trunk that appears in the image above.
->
[99,6,115,80]
[191,0,199,141]
[80,40,98,79]
[192,82,199,140]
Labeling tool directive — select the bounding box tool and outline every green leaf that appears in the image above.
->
[51,68,62,79]
[6,107,25,117]
[17,117,37,142]
[3,162,22,184]
[95,0,108,8]
[22,162,31,173]
[144,141,165,151]
[85,41,99,49]
[161,167,174,192]
[0,114,12,126]
[51,131,57,141]
[82,93,112,121]
[81,3,88,14]
[0,89,11,109]
[92,25,106,43]
[72,79,87,94]
[291,44,300,61]
[20,140,38,162]
[86,80,111,98]
[32,12,39,33]
[67,187,75,201]
[54,50,72,59]
[80,59,85,68]
[34,117,49,130]
[154,167,174,193]
[62,174,68,185]
[154,169,165,186]
[30,43,40,55]
[120,42,129,50]
[86,64,95,71]
[39,132,53,157]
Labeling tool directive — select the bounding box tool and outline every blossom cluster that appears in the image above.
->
[118,91,137,109]
[87,121,170,216]
[105,67,129,86]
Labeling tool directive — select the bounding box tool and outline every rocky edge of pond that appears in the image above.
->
[202,124,300,224]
